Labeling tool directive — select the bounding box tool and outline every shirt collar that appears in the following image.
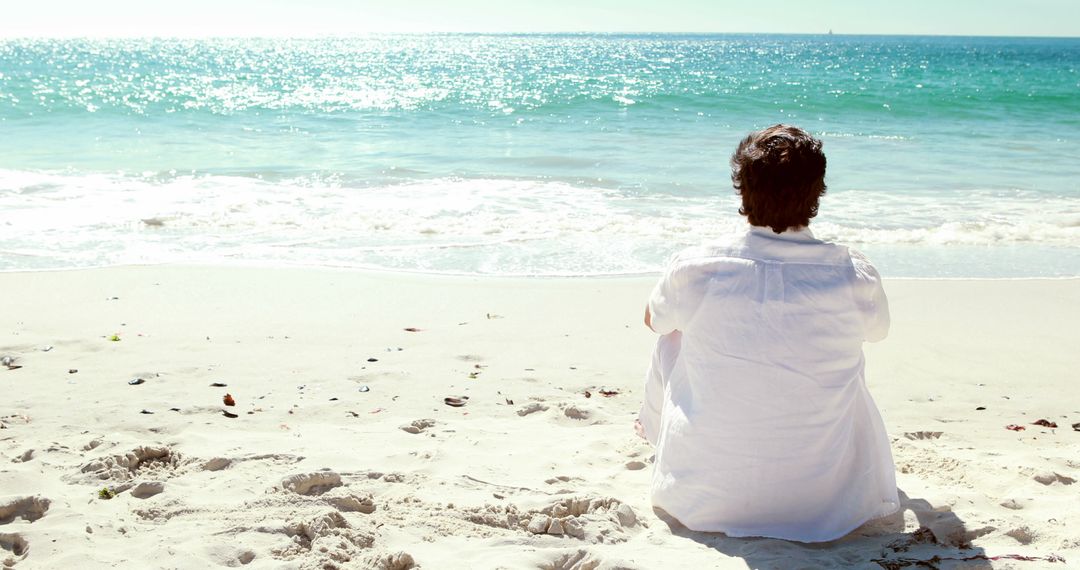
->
[748,224,819,243]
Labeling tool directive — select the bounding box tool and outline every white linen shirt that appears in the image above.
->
[639,225,899,542]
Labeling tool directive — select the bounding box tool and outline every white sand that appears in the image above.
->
[0,266,1077,569]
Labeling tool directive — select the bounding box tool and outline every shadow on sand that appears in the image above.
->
[655,489,995,569]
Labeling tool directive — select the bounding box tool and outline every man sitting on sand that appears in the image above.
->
[636,124,899,542]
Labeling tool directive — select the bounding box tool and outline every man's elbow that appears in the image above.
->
[865,318,890,343]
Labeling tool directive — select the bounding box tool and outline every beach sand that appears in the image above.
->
[1,266,1077,569]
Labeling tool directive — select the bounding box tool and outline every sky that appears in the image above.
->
[1,0,1078,38]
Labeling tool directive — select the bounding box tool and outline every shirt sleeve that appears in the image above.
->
[647,252,687,335]
[850,249,890,342]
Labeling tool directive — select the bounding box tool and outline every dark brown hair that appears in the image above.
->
[730,124,827,233]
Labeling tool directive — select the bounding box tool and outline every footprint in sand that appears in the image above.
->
[1005,526,1036,544]
[905,507,996,548]
[202,457,231,471]
[362,551,417,570]
[130,481,165,499]
[521,497,637,541]
[0,496,50,525]
[516,403,548,417]
[273,511,375,562]
[624,461,647,471]
[325,491,377,514]
[562,405,592,421]
[199,454,300,475]
[1032,471,1076,486]
[999,498,1025,510]
[542,402,609,427]
[543,497,637,526]
[536,402,608,426]
[400,419,436,434]
[540,549,603,570]
[204,544,256,567]
[1,532,30,566]
[0,496,48,568]
[903,431,943,440]
[76,445,184,483]
[280,471,343,496]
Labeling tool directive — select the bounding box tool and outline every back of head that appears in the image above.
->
[730,124,827,234]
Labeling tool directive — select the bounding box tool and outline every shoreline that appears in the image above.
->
[3,260,1080,282]
[1,265,1077,568]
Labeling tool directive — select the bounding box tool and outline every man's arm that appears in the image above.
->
[645,305,678,334]
[646,252,687,335]
[850,250,890,342]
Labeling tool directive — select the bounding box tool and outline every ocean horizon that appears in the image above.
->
[2,33,1078,277]
[5,32,1080,38]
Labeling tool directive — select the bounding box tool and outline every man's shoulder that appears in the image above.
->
[665,240,754,272]
[668,235,873,271]
[846,247,884,282]
[655,243,751,298]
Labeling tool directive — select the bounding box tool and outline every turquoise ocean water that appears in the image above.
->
[1,34,1078,277]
